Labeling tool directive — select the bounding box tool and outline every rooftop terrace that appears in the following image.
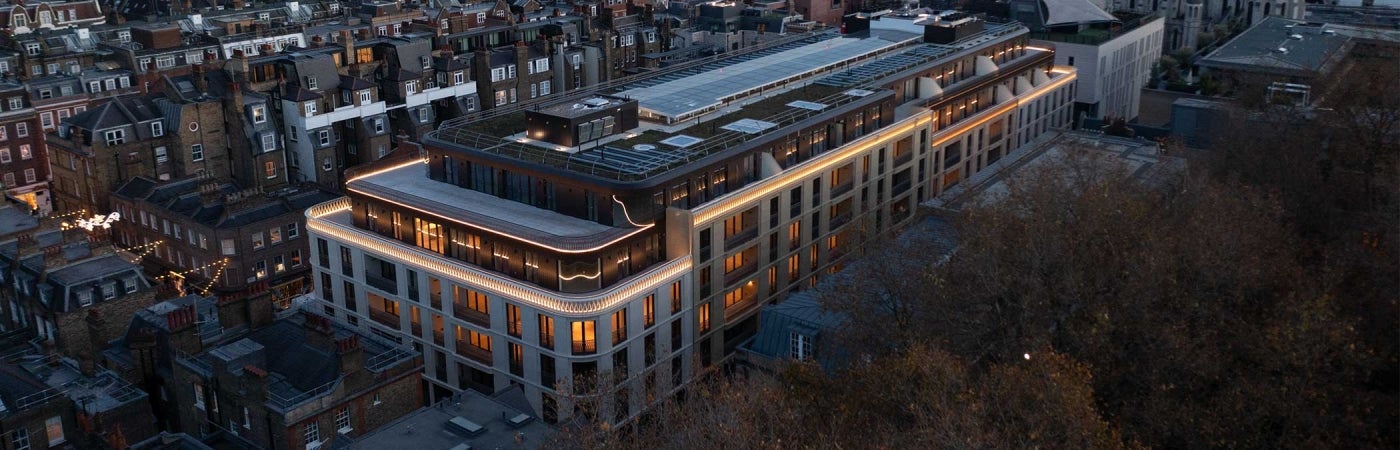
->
[430,19,1029,183]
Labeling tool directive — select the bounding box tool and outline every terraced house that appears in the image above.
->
[308,11,1075,425]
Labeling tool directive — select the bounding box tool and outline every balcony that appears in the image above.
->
[453,304,490,327]
[433,330,445,346]
[724,227,758,250]
[429,293,443,310]
[829,211,853,229]
[411,321,423,337]
[369,309,400,329]
[723,263,758,287]
[365,273,397,294]
[455,340,492,365]
[831,180,854,198]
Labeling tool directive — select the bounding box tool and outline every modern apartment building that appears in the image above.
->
[1031,10,1164,121]
[308,11,1075,426]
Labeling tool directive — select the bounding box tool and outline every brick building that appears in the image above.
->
[0,346,156,450]
[159,305,422,449]
[0,80,49,214]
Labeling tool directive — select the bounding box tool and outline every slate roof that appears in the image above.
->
[113,177,337,229]
[339,75,376,91]
[64,95,161,131]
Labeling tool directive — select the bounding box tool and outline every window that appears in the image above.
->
[698,303,710,333]
[252,106,266,123]
[288,223,300,239]
[155,146,167,163]
[254,260,267,279]
[318,130,330,146]
[571,320,596,354]
[243,407,251,429]
[222,239,236,255]
[77,291,93,306]
[0,148,9,163]
[270,228,282,245]
[373,119,385,133]
[45,416,64,446]
[156,55,176,68]
[11,427,29,450]
[539,315,554,348]
[265,161,276,178]
[791,333,811,360]
[306,76,318,90]
[303,421,319,447]
[405,80,418,95]
[191,144,204,162]
[494,90,508,106]
[453,71,465,85]
[262,133,276,151]
[612,308,627,344]
[104,129,125,146]
[252,232,265,250]
[335,407,352,433]
[304,102,317,116]
[290,250,303,267]
[359,90,372,104]
[670,281,682,313]
[540,80,551,96]
[506,304,521,337]
[23,168,34,184]
[15,122,26,137]
[102,283,116,299]
[644,295,655,328]
[18,144,29,160]
[288,126,298,141]
[151,121,164,137]
[40,112,52,128]
[25,44,39,56]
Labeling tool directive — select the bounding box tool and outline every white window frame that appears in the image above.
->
[359,90,372,104]
[262,133,276,151]
[790,332,811,360]
[335,407,353,433]
[191,144,204,162]
[45,416,63,446]
[252,105,266,123]
[14,122,25,137]
[303,420,320,447]
[453,71,465,85]
[151,121,164,137]
[104,129,125,146]
[318,130,330,146]
[23,168,34,184]
[304,102,317,116]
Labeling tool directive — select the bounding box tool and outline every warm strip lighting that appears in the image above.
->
[693,68,1075,226]
[348,160,654,253]
[307,199,690,317]
[612,195,655,227]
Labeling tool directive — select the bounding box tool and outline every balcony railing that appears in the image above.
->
[433,330,445,346]
[455,340,492,365]
[831,180,854,198]
[724,227,759,250]
[830,211,854,229]
[410,321,423,337]
[369,309,400,329]
[365,273,398,294]
[429,293,443,310]
[724,263,758,287]
[453,304,490,327]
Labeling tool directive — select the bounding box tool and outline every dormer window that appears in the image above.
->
[304,101,317,116]
[453,71,464,85]
[118,31,131,43]
[7,97,21,110]
[150,121,164,137]
[104,129,126,146]
[306,76,318,90]
[405,80,418,95]
[15,15,28,28]
[124,276,139,293]
[476,12,485,22]
[790,332,812,360]
[78,291,93,306]
[102,283,116,300]
[258,12,270,21]
[252,105,266,123]
[420,56,431,69]
[262,133,276,151]
[38,11,50,25]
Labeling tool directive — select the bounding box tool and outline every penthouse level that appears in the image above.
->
[309,12,1076,424]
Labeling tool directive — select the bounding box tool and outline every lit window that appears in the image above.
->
[251,232,265,250]
[612,308,627,344]
[251,106,266,123]
[265,161,276,178]
[45,416,64,446]
[18,144,29,160]
[571,320,596,354]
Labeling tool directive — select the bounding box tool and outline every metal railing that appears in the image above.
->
[267,376,342,411]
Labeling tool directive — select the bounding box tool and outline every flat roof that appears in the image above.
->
[1199,17,1351,76]
[535,96,631,118]
[349,389,554,450]
[616,31,915,121]
[347,161,645,250]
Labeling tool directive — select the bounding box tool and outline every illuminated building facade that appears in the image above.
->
[308,13,1076,424]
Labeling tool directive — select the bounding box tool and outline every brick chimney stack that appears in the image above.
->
[337,334,370,389]
[41,244,67,271]
[302,311,336,350]
[166,305,197,331]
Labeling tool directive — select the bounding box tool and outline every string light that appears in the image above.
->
[198,258,231,297]
[123,241,163,263]
[155,258,230,281]
[117,240,164,253]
